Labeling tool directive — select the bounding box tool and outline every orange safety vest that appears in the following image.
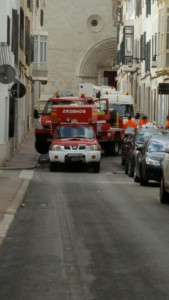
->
[138,119,149,127]
[166,120,169,128]
[124,120,137,129]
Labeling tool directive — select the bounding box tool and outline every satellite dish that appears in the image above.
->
[11,82,26,98]
[0,64,16,84]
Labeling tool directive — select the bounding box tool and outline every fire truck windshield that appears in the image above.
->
[54,126,95,139]
[109,103,134,117]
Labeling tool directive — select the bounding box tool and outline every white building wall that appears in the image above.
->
[0,1,15,164]
[117,0,169,127]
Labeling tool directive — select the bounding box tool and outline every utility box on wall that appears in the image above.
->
[158,83,169,94]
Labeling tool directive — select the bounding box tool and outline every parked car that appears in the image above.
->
[124,128,163,177]
[160,145,169,203]
[134,134,169,186]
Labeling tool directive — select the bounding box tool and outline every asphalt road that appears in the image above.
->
[0,155,169,300]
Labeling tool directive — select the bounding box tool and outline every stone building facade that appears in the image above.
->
[41,0,117,100]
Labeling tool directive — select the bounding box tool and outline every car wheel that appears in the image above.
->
[125,161,128,175]
[121,156,125,166]
[93,162,100,173]
[49,162,58,172]
[112,134,121,155]
[134,167,140,182]
[128,159,134,177]
[160,176,169,203]
[140,167,148,186]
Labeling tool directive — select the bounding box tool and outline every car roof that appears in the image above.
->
[137,128,160,133]
[136,128,164,136]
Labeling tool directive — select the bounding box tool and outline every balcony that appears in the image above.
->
[32,61,48,81]
[32,32,48,81]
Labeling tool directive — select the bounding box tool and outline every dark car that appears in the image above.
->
[124,128,164,177]
[134,135,169,186]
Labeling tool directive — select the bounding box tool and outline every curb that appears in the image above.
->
[0,164,38,171]
[0,179,30,251]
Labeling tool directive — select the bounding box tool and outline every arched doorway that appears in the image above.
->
[79,37,117,87]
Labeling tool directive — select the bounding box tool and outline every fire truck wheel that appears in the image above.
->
[35,140,49,154]
[50,162,58,172]
[112,135,121,155]
[93,162,100,173]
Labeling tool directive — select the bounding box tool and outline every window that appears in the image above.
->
[124,26,134,57]
[12,9,19,65]
[136,0,142,17]
[146,0,151,16]
[27,0,33,11]
[7,16,10,46]
[166,16,169,49]
[40,10,44,26]
[33,34,47,69]
[25,16,31,65]
[20,8,24,50]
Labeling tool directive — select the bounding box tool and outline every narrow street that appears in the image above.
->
[0,155,169,300]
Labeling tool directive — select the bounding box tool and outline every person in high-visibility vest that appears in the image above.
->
[138,115,149,127]
[165,115,169,129]
[124,115,137,129]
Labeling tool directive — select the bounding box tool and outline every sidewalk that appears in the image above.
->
[0,128,40,250]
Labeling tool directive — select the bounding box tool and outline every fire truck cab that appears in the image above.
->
[49,104,101,172]
[35,94,94,154]
[94,98,125,155]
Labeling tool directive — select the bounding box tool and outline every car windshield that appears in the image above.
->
[43,100,85,114]
[54,126,95,139]
[136,130,161,144]
[109,103,134,117]
[148,140,169,152]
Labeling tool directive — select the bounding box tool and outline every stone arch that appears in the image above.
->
[79,37,117,82]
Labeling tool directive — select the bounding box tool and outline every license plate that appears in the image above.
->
[71,157,82,162]
[67,153,83,157]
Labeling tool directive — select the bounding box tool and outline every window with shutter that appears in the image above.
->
[12,9,19,65]
[146,0,151,17]
[7,16,10,46]
[20,8,24,50]
[136,0,142,17]
[40,10,44,26]
[25,16,31,65]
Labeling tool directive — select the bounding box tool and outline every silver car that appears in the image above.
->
[160,146,169,203]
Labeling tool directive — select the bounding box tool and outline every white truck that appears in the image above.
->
[79,83,135,123]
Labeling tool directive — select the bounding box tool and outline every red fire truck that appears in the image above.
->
[35,94,94,154]
[49,104,101,172]
[94,98,125,155]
